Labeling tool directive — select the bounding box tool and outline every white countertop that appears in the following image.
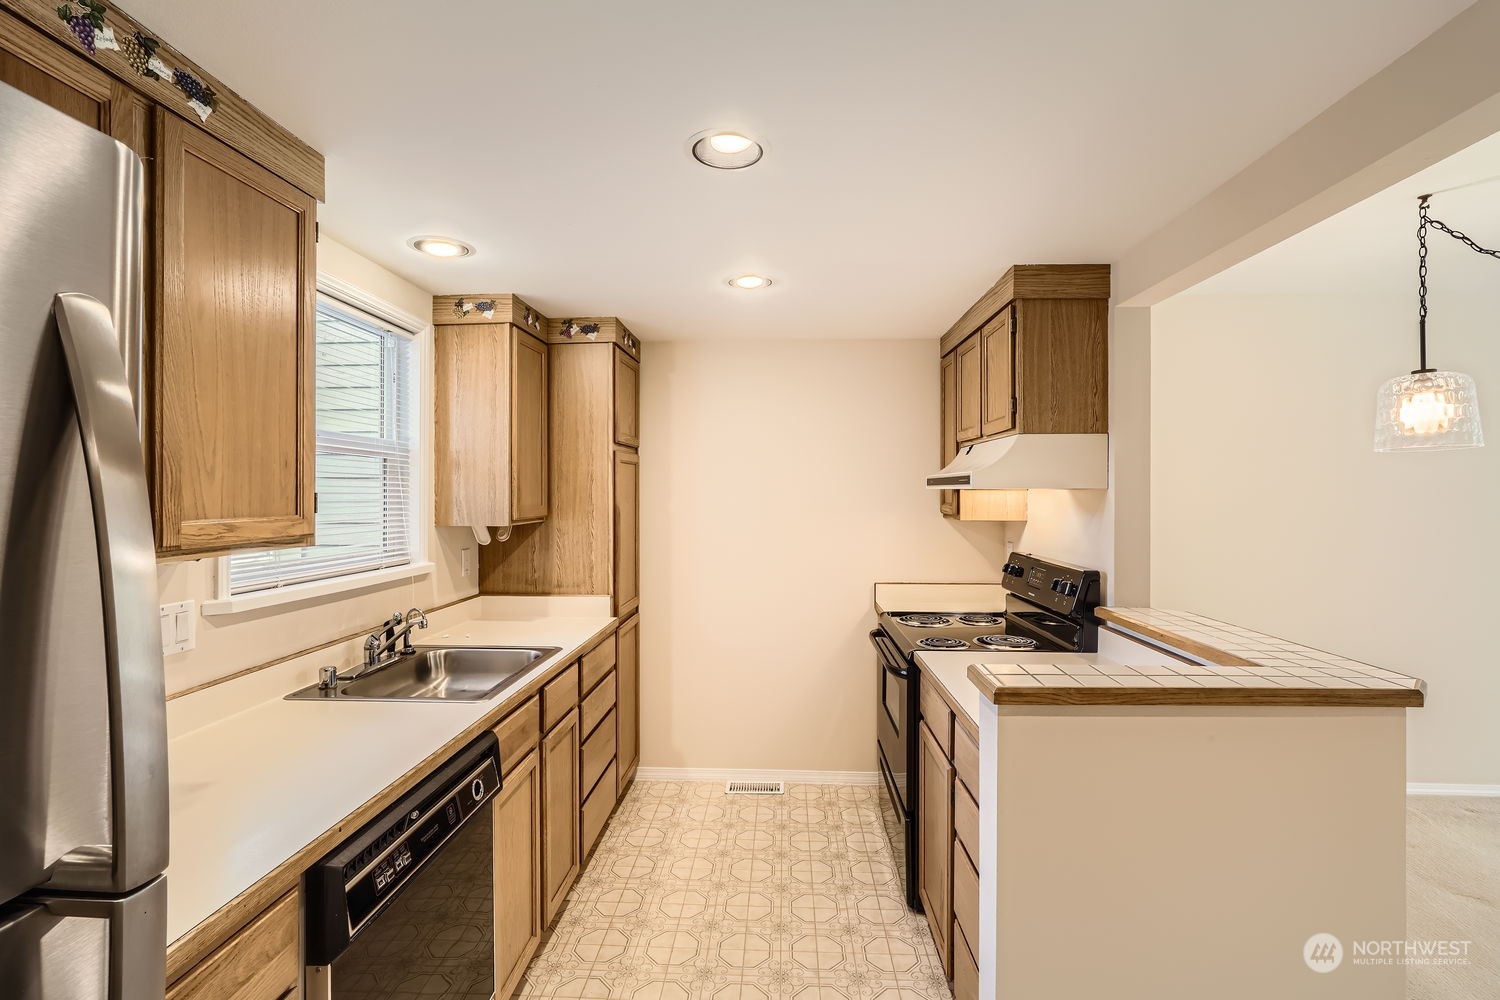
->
[164,605,614,945]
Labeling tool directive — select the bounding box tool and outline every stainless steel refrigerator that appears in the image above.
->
[0,81,169,999]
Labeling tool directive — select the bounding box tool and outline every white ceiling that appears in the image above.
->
[1188,130,1500,297]
[126,0,1471,340]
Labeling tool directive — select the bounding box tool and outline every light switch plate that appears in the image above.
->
[160,600,196,656]
[461,546,472,579]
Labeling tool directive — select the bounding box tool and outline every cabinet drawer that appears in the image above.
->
[581,708,617,796]
[953,922,979,1000]
[581,760,618,857]
[920,681,953,759]
[581,670,617,738]
[581,635,617,695]
[495,696,539,776]
[953,722,979,793]
[167,891,299,1000]
[952,838,978,959]
[541,663,579,732]
[954,779,979,871]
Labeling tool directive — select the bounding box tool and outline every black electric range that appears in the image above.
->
[871,553,1102,908]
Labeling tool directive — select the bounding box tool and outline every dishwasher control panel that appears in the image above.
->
[303,732,501,966]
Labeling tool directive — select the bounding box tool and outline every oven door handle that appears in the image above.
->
[869,629,910,678]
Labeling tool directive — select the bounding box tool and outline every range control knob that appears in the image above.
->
[1003,562,1024,578]
[1065,581,1080,597]
[1050,578,1066,594]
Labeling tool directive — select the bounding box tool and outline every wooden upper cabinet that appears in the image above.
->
[614,350,640,448]
[154,110,316,556]
[954,335,982,444]
[980,306,1015,437]
[0,9,148,147]
[613,447,640,618]
[512,329,549,523]
[936,265,1109,449]
[435,295,551,529]
[939,353,958,517]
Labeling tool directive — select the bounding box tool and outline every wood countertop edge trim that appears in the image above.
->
[164,616,619,984]
[965,664,1424,709]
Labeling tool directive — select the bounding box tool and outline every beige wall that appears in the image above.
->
[158,236,479,695]
[638,339,1009,772]
[1151,292,1500,785]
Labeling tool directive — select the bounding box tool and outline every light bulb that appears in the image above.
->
[1398,390,1456,435]
[407,236,475,258]
[729,274,770,289]
[708,133,754,154]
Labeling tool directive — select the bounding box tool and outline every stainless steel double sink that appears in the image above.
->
[286,646,560,702]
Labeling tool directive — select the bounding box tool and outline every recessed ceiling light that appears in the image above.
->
[691,130,764,169]
[407,236,475,258]
[728,274,771,290]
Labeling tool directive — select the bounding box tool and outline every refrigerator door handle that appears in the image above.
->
[51,293,168,891]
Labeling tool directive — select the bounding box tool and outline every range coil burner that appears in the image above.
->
[918,636,970,650]
[896,614,954,628]
[957,613,1004,627]
[976,634,1038,650]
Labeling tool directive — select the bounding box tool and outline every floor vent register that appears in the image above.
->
[724,780,785,795]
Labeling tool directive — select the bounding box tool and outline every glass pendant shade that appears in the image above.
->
[1373,370,1484,451]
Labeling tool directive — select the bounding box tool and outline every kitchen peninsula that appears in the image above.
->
[907,597,1426,1000]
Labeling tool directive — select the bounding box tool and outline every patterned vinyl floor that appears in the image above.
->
[518,781,951,1000]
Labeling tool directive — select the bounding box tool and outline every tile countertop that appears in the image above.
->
[164,601,615,947]
[963,608,1426,708]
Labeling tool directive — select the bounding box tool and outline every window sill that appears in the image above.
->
[202,561,436,617]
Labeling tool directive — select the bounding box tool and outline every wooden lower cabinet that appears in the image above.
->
[581,760,618,858]
[492,748,542,1000]
[917,721,953,976]
[540,708,580,925]
[166,891,298,1000]
[617,613,640,782]
[952,924,979,1000]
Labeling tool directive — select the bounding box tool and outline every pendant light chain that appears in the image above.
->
[1417,198,1429,372]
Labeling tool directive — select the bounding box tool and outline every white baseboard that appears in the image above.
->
[634,767,880,786]
[1407,783,1500,797]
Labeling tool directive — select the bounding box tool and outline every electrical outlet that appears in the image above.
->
[461,547,472,579]
[159,600,196,656]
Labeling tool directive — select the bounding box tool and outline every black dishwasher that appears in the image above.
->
[304,733,501,1000]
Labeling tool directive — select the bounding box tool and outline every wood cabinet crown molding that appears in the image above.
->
[432,293,547,337]
[0,0,324,198]
[938,264,1109,357]
[543,315,642,359]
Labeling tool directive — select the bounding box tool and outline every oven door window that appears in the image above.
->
[329,802,495,1000]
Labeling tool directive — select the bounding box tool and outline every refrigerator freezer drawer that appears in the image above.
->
[0,875,165,1000]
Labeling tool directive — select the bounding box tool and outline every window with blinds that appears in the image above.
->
[228,293,418,594]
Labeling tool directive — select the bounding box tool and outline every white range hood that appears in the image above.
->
[926,434,1108,490]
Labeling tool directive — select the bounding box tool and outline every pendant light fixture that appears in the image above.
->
[1374,196,1489,452]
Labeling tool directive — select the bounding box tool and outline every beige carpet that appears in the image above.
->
[1408,796,1500,999]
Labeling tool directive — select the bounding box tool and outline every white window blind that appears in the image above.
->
[228,293,418,594]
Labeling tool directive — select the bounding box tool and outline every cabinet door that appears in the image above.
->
[492,748,542,1000]
[166,892,299,1000]
[613,448,640,618]
[980,307,1015,437]
[955,335,981,444]
[0,9,148,147]
[614,350,640,448]
[939,352,958,517]
[155,110,316,555]
[541,709,580,927]
[617,612,640,783]
[512,329,549,523]
[918,721,953,976]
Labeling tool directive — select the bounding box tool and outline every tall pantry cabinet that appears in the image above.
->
[480,317,643,787]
